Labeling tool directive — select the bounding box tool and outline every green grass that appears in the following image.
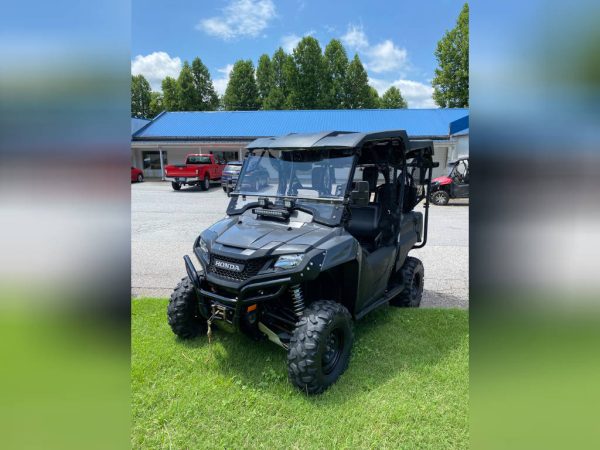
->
[132,299,468,449]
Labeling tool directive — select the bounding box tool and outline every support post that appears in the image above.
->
[159,147,165,181]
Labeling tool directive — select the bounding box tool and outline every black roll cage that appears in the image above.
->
[231,131,437,243]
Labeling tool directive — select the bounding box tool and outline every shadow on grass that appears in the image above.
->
[176,305,468,402]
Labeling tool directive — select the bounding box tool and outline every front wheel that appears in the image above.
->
[137,174,144,182]
[287,300,353,395]
[431,190,449,206]
[171,181,181,191]
[167,277,206,339]
[390,256,424,307]
[201,175,210,191]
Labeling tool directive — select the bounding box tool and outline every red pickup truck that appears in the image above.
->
[164,154,225,191]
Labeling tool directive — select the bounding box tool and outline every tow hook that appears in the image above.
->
[206,304,228,343]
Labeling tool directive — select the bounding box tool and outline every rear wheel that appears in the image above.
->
[201,175,210,191]
[137,174,144,182]
[171,182,181,191]
[390,256,424,307]
[431,190,449,205]
[167,277,206,339]
[287,300,353,395]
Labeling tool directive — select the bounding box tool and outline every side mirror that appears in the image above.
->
[350,181,369,206]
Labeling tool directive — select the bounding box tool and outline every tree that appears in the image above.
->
[148,91,164,117]
[344,54,372,109]
[223,60,259,110]
[263,48,291,110]
[191,57,219,110]
[432,3,469,107]
[256,54,272,109]
[366,86,381,109]
[162,76,179,110]
[176,62,199,110]
[290,36,326,109]
[380,86,408,108]
[131,74,152,118]
[323,39,349,108]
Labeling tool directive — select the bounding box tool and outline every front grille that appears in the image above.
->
[207,254,270,281]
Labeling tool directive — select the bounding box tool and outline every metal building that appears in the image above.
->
[132,109,469,179]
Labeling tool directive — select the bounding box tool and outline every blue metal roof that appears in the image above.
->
[133,109,469,140]
[449,115,469,135]
[131,117,151,135]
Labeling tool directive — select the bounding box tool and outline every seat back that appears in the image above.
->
[346,205,381,239]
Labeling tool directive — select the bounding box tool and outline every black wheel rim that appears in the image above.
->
[322,328,344,374]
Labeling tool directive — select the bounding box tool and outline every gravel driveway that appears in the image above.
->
[132,181,468,308]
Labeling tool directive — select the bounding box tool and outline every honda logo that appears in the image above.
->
[214,259,244,272]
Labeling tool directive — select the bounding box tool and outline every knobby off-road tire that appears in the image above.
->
[167,277,206,339]
[431,190,449,206]
[390,256,424,307]
[287,300,353,395]
[171,181,181,191]
[201,175,210,191]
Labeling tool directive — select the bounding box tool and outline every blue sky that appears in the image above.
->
[132,0,466,107]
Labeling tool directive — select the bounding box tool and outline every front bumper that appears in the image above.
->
[184,247,325,331]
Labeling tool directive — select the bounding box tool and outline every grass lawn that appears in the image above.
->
[132,299,468,449]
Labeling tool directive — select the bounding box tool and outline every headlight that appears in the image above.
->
[199,238,209,254]
[273,254,304,270]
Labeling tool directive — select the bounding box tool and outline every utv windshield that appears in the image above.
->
[228,148,356,224]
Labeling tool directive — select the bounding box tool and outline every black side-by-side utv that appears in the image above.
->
[167,130,437,394]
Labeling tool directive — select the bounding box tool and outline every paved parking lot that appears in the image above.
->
[132,181,468,308]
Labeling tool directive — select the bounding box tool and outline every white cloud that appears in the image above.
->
[341,24,368,50]
[370,77,436,108]
[341,25,408,75]
[131,51,182,91]
[197,0,276,40]
[213,64,234,96]
[366,40,407,73]
[280,30,315,53]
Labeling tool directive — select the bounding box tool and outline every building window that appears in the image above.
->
[142,151,167,170]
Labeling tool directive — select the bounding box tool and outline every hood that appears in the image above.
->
[209,216,335,251]
[432,175,452,185]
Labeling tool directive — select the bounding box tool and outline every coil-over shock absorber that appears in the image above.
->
[289,284,305,319]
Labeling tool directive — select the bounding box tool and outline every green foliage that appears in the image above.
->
[380,86,408,109]
[432,3,469,107]
[132,299,469,448]
[344,54,373,109]
[131,74,151,118]
[290,36,326,109]
[176,62,197,110]
[366,86,381,109]
[190,57,219,110]
[161,76,179,111]
[263,48,292,110]
[256,54,272,109]
[148,91,163,118]
[223,60,259,111]
[323,39,349,109]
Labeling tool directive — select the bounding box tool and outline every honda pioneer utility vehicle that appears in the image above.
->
[430,156,469,205]
[167,131,437,394]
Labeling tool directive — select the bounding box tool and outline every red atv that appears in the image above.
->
[430,157,469,205]
[164,154,224,191]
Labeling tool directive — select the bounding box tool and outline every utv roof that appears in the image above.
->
[247,130,421,150]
